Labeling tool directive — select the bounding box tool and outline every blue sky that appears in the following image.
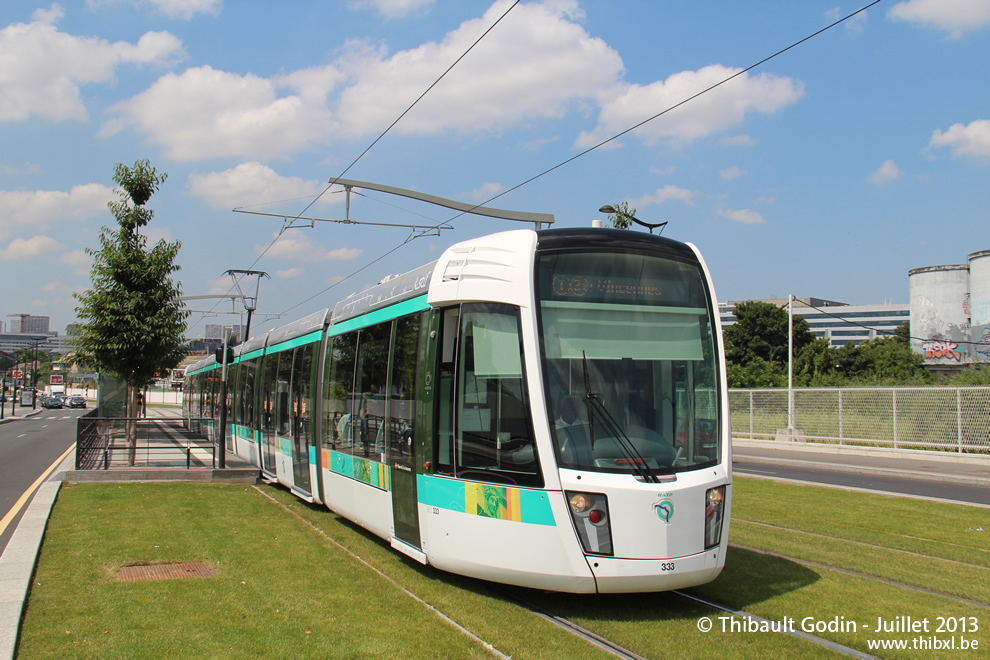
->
[1,0,988,338]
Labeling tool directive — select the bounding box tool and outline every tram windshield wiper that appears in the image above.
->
[581,352,658,484]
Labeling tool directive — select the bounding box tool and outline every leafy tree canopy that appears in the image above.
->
[73,159,189,390]
[723,301,815,370]
[603,201,636,229]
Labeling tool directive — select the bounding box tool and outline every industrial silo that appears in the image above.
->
[909,264,970,365]
[969,250,990,363]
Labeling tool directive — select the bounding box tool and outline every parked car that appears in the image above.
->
[41,396,63,409]
[68,396,87,409]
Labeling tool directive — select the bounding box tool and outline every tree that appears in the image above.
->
[603,201,636,229]
[74,159,189,463]
[723,301,816,387]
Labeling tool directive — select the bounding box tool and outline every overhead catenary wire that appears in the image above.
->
[187,1,521,336]
[272,0,884,320]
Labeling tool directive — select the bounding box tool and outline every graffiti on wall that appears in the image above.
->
[922,337,962,361]
[976,329,990,359]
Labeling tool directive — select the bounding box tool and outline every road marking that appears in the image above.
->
[0,443,75,538]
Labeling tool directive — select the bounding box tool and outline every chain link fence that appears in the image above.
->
[730,387,990,453]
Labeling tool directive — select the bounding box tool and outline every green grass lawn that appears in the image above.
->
[17,478,990,658]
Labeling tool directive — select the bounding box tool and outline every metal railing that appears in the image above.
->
[730,386,990,453]
[75,415,217,469]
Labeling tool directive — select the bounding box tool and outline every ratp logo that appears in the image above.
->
[654,499,674,523]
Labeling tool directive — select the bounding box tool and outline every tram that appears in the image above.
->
[184,227,731,593]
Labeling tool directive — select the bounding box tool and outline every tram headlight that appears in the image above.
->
[566,491,612,556]
[704,486,726,549]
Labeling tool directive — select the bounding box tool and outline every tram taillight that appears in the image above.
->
[566,491,613,555]
[704,486,726,549]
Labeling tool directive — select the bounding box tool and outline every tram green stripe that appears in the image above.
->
[267,329,323,355]
[418,475,556,526]
[328,295,430,336]
[240,348,265,361]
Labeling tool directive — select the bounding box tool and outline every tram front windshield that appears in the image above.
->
[537,249,721,475]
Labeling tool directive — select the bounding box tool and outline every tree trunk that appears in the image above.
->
[127,384,137,466]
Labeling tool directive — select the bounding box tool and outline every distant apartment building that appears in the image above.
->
[719,298,910,348]
[10,315,50,334]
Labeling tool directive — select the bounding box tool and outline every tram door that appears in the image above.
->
[289,345,313,496]
[391,313,426,548]
[259,353,278,475]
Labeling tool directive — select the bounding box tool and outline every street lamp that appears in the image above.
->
[599,205,668,234]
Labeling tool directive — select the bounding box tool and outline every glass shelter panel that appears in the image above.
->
[537,250,721,476]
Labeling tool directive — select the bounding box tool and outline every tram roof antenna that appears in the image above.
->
[331,179,555,230]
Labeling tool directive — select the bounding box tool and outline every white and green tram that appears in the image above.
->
[184,227,731,593]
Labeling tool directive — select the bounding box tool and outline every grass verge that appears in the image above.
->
[18,478,990,658]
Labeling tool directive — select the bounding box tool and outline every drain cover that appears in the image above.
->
[116,562,215,582]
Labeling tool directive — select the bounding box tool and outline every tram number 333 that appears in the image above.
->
[660,562,675,572]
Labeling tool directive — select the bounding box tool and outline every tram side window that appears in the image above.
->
[390,314,423,469]
[351,322,392,459]
[259,354,277,435]
[292,344,315,449]
[455,304,541,487]
[232,361,245,428]
[241,357,258,431]
[323,331,357,452]
[275,350,293,437]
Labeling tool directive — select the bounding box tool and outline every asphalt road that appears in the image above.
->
[732,450,990,506]
[0,408,83,554]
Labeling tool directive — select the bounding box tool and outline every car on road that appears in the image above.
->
[41,396,63,409]
[68,396,87,408]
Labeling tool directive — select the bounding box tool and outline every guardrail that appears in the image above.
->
[75,415,217,469]
[730,386,990,453]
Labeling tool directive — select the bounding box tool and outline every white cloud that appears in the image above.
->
[575,65,804,150]
[187,162,333,209]
[928,119,990,158]
[259,233,362,262]
[889,0,990,38]
[720,166,745,181]
[869,160,902,184]
[335,0,622,139]
[58,249,91,275]
[832,7,869,33]
[718,208,766,225]
[650,166,676,176]
[720,135,758,148]
[0,6,184,121]
[0,184,113,231]
[101,1,622,160]
[0,162,43,175]
[86,0,223,20]
[275,267,304,278]
[57,249,90,267]
[101,66,342,161]
[347,0,434,20]
[0,235,60,260]
[629,185,696,209]
[464,182,506,203]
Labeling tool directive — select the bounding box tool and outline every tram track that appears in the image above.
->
[734,518,990,571]
[670,590,875,659]
[730,542,990,610]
